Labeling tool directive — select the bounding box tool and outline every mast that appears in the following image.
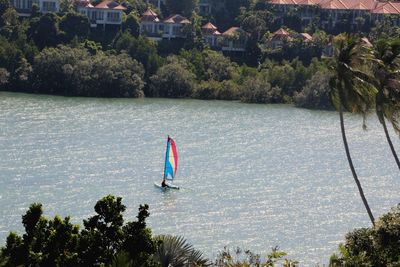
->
[163,135,170,179]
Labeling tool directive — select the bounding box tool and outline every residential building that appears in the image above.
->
[139,9,191,40]
[163,14,191,39]
[267,28,292,49]
[264,28,314,49]
[221,27,247,52]
[201,22,221,47]
[140,8,163,40]
[11,0,60,16]
[267,0,400,27]
[76,0,126,28]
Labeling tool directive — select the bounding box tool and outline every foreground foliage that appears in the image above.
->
[0,195,158,267]
[330,205,400,267]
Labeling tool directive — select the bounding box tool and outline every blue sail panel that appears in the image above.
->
[164,139,175,180]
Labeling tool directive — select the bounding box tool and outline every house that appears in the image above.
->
[139,9,191,40]
[201,22,221,47]
[11,0,60,16]
[300,32,313,42]
[264,28,313,49]
[162,14,191,39]
[140,8,163,40]
[267,28,292,49]
[76,0,126,28]
[267,0,400,27]
[221,27,247,52]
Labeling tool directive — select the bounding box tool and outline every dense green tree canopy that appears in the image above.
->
[32,45,145,97]
[0,195,159,267]
[150,56,196,97]
[165,0,198,17]
[123,11,141,37]
[59,12,90,42]
[27,13,60,49]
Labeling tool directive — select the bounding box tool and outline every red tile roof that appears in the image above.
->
[94,0,126,9]
[300,32,313,41]
[76,0,94,7]
[222,27,245,36]
[267,0,400,13]
[164,14,190,24]
[202,22,217,30]
[371,1,400,13]
[297,0,318,5]
[273,28,290,36]
[202,22,221,35]
[141,8,160,22]
[271,28,293,41]
[320,0,348,10]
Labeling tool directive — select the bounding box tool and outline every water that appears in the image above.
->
[0,92,399,266]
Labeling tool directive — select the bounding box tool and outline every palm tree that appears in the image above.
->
[153,235,211,267]
[369,38,400,171]
[330,33,376,226]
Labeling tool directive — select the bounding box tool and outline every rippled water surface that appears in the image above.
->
[1,92,399,266]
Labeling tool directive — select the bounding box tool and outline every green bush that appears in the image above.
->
[32,45,145,97]
[241,76,283,104]
[330,205,400,267]
[192,80,241,100]
[294,71,334,110]
[149,56,196,98]
[0,196,159,267]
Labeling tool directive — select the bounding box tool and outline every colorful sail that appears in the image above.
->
[164,136,178,180]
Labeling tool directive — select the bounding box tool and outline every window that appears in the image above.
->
[15,0,21,8]
[107,12,120,22]
[42,1,56,11]
[172,25,181,35]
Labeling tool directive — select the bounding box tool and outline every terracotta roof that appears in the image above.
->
[94,0,126,9]
[164,14,190,24]
[342,0,377,9]
[268,0,400,13]
[76,0,93,7]
[269,0,298,4]
[300,32,313,41]
[297,0,318,5]
[273,28,290,36]
[202,22,221,35]
[141,8,160,22]
[320,0,348,10]
[202,22,217,30]
[349,2,369,9]
[271,28,292,41]
[222,27,245,36]
[372,1,400,13]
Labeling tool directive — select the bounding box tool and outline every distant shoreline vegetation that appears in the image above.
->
[0,40,333,109]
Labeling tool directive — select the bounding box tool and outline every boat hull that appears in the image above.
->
[154,182,180,190]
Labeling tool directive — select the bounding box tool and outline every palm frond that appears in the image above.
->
[153,235,210,267]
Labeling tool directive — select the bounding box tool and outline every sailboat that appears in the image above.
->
[154,136,180,190]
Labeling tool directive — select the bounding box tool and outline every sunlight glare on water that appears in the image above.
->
[0,92,399,266]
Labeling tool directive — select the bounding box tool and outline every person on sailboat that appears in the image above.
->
[161,178,168,188]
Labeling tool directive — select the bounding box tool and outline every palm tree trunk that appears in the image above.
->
[339,103,375,226]
[381,113,400,171]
